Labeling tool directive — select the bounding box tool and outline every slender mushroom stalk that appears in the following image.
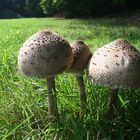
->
[18,30,73,119]
[68,40,92,113]
[87,39,140,118]
[46,76,58,117]
[76,76,87,111]
[106,89,119,118]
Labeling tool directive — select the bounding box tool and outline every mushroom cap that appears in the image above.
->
[18,30,73,78]
[68,40,92,77]
[87,38,140,89]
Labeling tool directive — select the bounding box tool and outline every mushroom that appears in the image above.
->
[87,38,140,118]
[18,30,73,118]
[68,40,92,113]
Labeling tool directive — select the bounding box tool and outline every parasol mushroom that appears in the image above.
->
[87,38,140,118]
[69,40,92,112]
[18,30,73,119]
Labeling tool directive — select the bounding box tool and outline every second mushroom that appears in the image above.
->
[68,40,92,113]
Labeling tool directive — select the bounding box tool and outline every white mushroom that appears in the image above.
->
[18,30,73,118]
[87,38,140,118]
[68,40,92,112]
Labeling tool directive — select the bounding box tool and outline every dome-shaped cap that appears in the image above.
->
[69,40,92,76]
[87,39,140,89]
[18,30,73,78]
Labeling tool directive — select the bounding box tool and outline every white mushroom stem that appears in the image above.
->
[46,76,58,118]
[76,76,87,112]
[106,89,119,118]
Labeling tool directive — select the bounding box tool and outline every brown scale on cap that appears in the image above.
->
[87,38,140,89]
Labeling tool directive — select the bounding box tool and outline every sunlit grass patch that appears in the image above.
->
[0,17,140,139]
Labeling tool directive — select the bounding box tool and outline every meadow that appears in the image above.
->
[0,16,140,140]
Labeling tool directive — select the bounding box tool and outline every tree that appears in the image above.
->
[24,0,44,17]
[0,0,44,17]
[40,0,57,16]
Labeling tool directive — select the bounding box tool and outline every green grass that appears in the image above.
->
[0,17,140,140]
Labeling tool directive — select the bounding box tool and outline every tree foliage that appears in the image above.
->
[0,0,139,18]
[39,0,139,17]
[40,0,56,16]
[0,0,44,18]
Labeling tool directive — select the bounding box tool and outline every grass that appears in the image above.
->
[0,16,140,140]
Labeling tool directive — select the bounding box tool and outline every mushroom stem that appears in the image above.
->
[106,89,119,118]
[46,76,58,118]
[76,76,87,112]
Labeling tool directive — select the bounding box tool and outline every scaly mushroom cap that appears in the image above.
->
[69,40,92,76]
[87,39,140,89]
[18,30,73,78]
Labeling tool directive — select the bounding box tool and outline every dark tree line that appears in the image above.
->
[0,0,44,18]
[0,0,139,18]
[40,0,140,17]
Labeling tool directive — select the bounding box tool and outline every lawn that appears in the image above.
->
[0,17,140,140]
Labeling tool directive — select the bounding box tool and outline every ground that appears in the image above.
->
[0,14,140,139]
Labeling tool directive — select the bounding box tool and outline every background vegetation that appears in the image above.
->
[0,0,139,18]
[0,14,140,139]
